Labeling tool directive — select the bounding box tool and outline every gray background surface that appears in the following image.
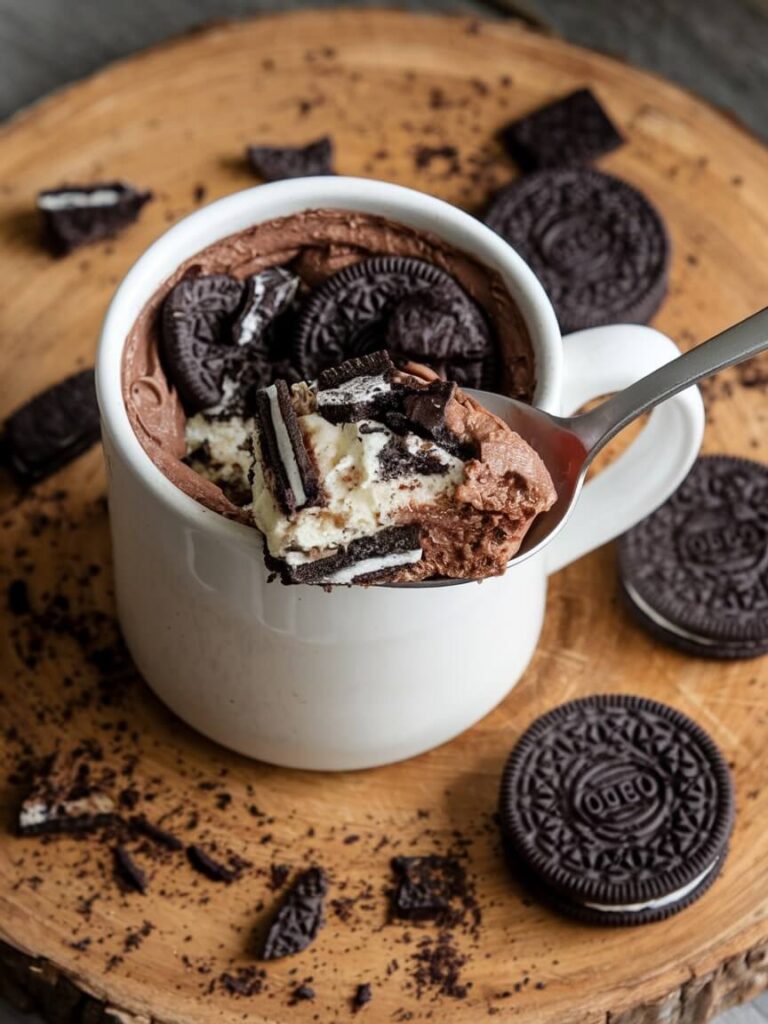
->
[0,0,767,137]
[0,1,766,1022]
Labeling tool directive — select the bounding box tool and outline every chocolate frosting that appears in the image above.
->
[122,208,535,520]
[394,364,555,581]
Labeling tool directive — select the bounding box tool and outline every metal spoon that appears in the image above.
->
[468,307,768,571]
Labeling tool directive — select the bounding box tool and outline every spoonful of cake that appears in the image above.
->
[249,309,766,587]
[470,306,768,573]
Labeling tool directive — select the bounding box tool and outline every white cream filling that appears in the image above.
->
[266,384,307,507]
[203,376,241,417]
[38,188,123,211]
[316,374,392,408]
[318,549,423,585]
[251,414,464,560]
[20,793,114,829]
[185,414,254,494]
[625,581,719,646]
[236,270,299,346]
[581,859,718,913]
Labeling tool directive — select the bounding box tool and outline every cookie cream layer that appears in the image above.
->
[252,414,464,563]
[581,859,718,913]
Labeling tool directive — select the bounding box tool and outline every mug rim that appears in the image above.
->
[96,176,562,547]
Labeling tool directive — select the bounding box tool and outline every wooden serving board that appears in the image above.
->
[0,10,766,1024]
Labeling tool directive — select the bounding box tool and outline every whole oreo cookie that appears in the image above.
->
[619,455,768,659]
[484,168,669,333]
[499,695,734,925]
[293,256,494,383]
[161,274,245,412]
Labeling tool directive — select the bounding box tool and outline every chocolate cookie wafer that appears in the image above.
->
[254,379,320,515]
[4,368,100,484]
[484,168,669,333]
[247,137,334,181]
[19,750,116,837]
[279,525,423,586]
[500,88,623,171]
[260,867,328,960]
[499,695,734,925]
[619,455,768,659]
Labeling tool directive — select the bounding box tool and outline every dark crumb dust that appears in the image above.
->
[352,981,373,1011]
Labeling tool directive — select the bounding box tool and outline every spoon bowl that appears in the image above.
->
[420,306,768,586]
[465,390,591,567]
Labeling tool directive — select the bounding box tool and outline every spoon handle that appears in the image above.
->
[572,307,768,456]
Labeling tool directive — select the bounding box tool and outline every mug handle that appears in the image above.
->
[544,324,705,576]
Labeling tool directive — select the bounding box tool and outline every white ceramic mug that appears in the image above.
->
[96,177,704,771]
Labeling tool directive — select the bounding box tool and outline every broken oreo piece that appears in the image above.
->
[402,380,462,452]
[187,844,241,883]
[232,267,300,348]
[129,815,183,851]
[115,845,148,894]
[260,866,328,960]
[316,350,399,424]
[37,182,152,255]
[19,750,115,836]
[254,379,320,515]
[283,525,422,586]
[485,168,669,333]
[290,984,316,1004]
[618,455,768,659]
[501,88,623,171]
[294,256,489,379]
[499,695,734,924]
[161,274,245,412]
[247,137,334,181]
[3,368,100,485]
[352,983,373,1012]
[390,855,467,922]
[317,350,394,389]
[377,435,453,481]
[386,287,492,363]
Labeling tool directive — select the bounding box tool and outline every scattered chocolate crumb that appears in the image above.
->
[124,919,155,952]
[269,862,291,890]
[118,786,140,810]
[220,966,266,997]
[114,845,147,894]
[390,855,471,925]
[352,982,373,1011]
[8,579,30,615]
[193,184,207,204]
[291,984,316,1004]
[413,144,460,176]
[411,931,469,999]
[343,834,360,845]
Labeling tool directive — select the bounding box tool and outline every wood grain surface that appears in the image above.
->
[0,11,766,1024]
